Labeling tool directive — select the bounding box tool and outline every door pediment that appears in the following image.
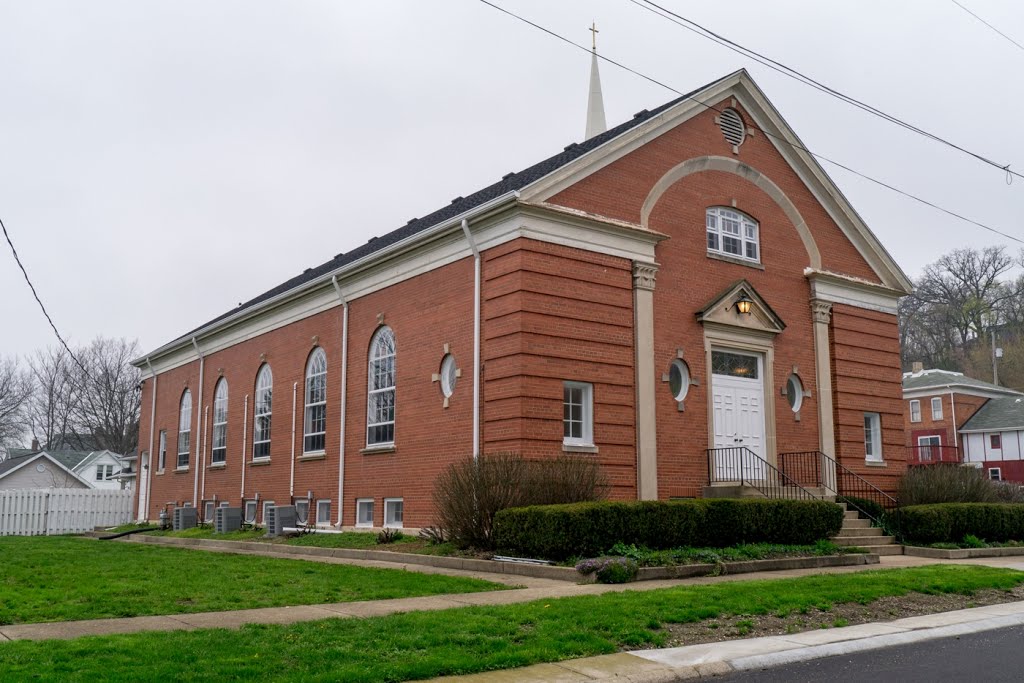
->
[696,280,785,335]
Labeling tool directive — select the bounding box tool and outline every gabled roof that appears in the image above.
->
[902,369,1023,398]
[0,452,92,488]
[961,396,1024,433]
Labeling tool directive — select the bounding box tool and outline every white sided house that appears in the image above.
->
[0,449,130,491]
[0,452,91,490]
[960,396,1024,484]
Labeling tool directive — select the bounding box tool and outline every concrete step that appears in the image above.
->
[832,535,895,546]
[860,544,904,556]
[844,510,859,519]
[837,526,883,537]
[842,518,872,529]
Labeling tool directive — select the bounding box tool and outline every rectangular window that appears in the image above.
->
[203,501,214,522]
[261,500,275,526]
[989,468,1002,481]
[931,397,943,420]
[384,498,404,528]
[95,465,115,481]
[243,500,257,524]
[706,207,760,264]
[909,400,921,423]
[917,435,941,462]
[294,499,310,525]
[864,412,883,462]
[158,431,167,471]
[563,381,594,446]
[356,498,374,528]
[316,500,331,527]
[991,434,1002,450]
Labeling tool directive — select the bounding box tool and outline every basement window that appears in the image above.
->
[316,500,331,528]
[384,498,404,529]
[989,468,1002,481]
[356,499,374,528]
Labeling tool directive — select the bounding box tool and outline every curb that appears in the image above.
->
[903,545,1024,560]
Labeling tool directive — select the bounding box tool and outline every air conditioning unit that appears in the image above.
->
[214,507,242,533]
[265,505,296,537]
[172,506,197,531]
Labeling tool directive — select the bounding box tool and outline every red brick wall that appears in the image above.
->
[903,392,988,449]
[830,304,905,494]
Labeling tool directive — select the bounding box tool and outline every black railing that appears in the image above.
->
[778,450,901,538]
[706,447,821,501]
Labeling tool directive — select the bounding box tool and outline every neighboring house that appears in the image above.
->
[960,397,1024,483]
[4,447,130,491]
[0,452,91,490]
[902,364,1023,466]
[132,68,913,528]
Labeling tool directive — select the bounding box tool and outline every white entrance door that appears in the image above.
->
[711,350,766,481]
[137,452,149,521]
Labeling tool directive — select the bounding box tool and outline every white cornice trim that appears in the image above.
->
[904,385,1023,400]
[807,269,904,315]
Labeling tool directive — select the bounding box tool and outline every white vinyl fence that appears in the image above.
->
[0,489,133,536]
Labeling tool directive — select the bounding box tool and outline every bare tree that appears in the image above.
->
[26,346,77,450]
[0,357,31,459]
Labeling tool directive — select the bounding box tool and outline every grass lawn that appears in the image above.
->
[0,565,1020,681]
[0,536,503,625]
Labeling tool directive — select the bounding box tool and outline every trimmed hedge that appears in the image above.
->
[493,499,844,561]
[901,503,1024,545]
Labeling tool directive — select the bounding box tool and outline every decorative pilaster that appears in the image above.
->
[810,300,836,490]
[633,261,660,500]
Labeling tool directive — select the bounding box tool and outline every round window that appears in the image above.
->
[787,374,803,412]
[440,354,457,398]
[669,360,690,402]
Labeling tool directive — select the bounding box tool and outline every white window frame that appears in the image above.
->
[989,467,1002,481]
[316,499,331,528]
[909,399,921,423]
[563,381,594,447]
[304,348,328,454]
[294,498,310,525]
[203,500,215,522]
[253,364,273,460]
[158,430,166,471]
[864,412,883,462]
[706,206,760,263]
[356,498,374,528]
[95,464,115,481]
[261,500,275,526]
[177,390,192,470]
[243,500,257,524]
[931,397,943,420]
[383,498,404,529]
[211,378,228,464]
[367,327,397,446]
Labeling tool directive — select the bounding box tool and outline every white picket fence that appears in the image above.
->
[0,489,133,536]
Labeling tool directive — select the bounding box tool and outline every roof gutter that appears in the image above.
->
[134,191,521,367]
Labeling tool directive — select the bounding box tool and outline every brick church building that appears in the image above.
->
[132,67,912,528]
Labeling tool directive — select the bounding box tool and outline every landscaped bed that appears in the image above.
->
[0,536,505,625]
[0,566,1021,681]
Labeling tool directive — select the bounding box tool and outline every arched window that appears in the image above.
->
[253,364,273,460]
[304,348,328,453]
[211,378,228,464]
[706,207,759,263]
[367,326,396,446]
[177,389,192,469]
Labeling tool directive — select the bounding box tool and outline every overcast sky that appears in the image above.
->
[2,0,1023,360]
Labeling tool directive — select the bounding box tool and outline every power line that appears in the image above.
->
[952,0,1024,53]
[631,0,1021,185]
[475,0,1024,247]
[1,215,92,376]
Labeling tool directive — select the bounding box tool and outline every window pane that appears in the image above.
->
[711,351,759,379]
[745,241,757,260]
[722,236,741,255]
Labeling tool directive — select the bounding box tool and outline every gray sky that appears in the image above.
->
[2,1,1023,360]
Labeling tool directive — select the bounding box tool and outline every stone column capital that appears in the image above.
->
[632,262,659,291]
[810,300,833,325]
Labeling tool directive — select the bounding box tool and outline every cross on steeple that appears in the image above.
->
[589,21,599,51]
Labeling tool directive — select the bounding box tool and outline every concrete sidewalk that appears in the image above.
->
[431,599,1024,682]
[2,554,1022,643]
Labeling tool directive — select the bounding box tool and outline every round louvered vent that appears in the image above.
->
[719,108,745,147]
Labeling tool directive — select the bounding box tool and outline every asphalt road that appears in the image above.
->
[718,624,1024,682]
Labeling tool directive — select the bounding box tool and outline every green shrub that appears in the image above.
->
[493,499,843,561]
[900,503,1024,544]
[574,557,639,584]
[898,465,1001,505]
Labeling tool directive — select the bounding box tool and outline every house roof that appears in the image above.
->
[902,369,1023,397]
[0,451,92,487]
[961,396,1024,433]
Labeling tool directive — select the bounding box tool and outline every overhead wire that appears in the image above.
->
[474,0,1024,246]
[951,0,1024,53]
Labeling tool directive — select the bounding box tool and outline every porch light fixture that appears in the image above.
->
[734,293,753,315]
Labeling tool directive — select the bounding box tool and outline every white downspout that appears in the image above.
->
[332,275,348,525]
[460,218,481,460]
[191,337,204,507]
[145,358,157,521]
[240,394,249,499]
[290,381,298,498]
[200,405,209,501]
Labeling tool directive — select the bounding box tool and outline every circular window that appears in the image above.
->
[669,360,690,402]
[787,374,803,412]
[440,354,457,398]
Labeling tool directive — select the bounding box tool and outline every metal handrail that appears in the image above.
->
[706,446,822,501]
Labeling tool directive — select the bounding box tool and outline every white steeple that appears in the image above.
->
[585,22,607,140]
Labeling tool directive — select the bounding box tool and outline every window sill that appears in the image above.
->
[361,445,396,455]
[707,251,765,270]
[562,443,599,454]
[298,452,326,462]
[865,460,887,467]
[155,469,165,476]
[249,458,272,467]
[173,466,189,473]
[207,463,226,470]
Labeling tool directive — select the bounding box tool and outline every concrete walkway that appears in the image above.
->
[2,554,1023,643]
[429,599,1024,681]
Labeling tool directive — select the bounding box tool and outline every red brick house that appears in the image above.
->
[132,69,912,527]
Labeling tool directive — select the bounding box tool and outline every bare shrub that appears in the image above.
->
[992,481,1024,503]
[433,452,608,549]
[898,465,1000,506]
